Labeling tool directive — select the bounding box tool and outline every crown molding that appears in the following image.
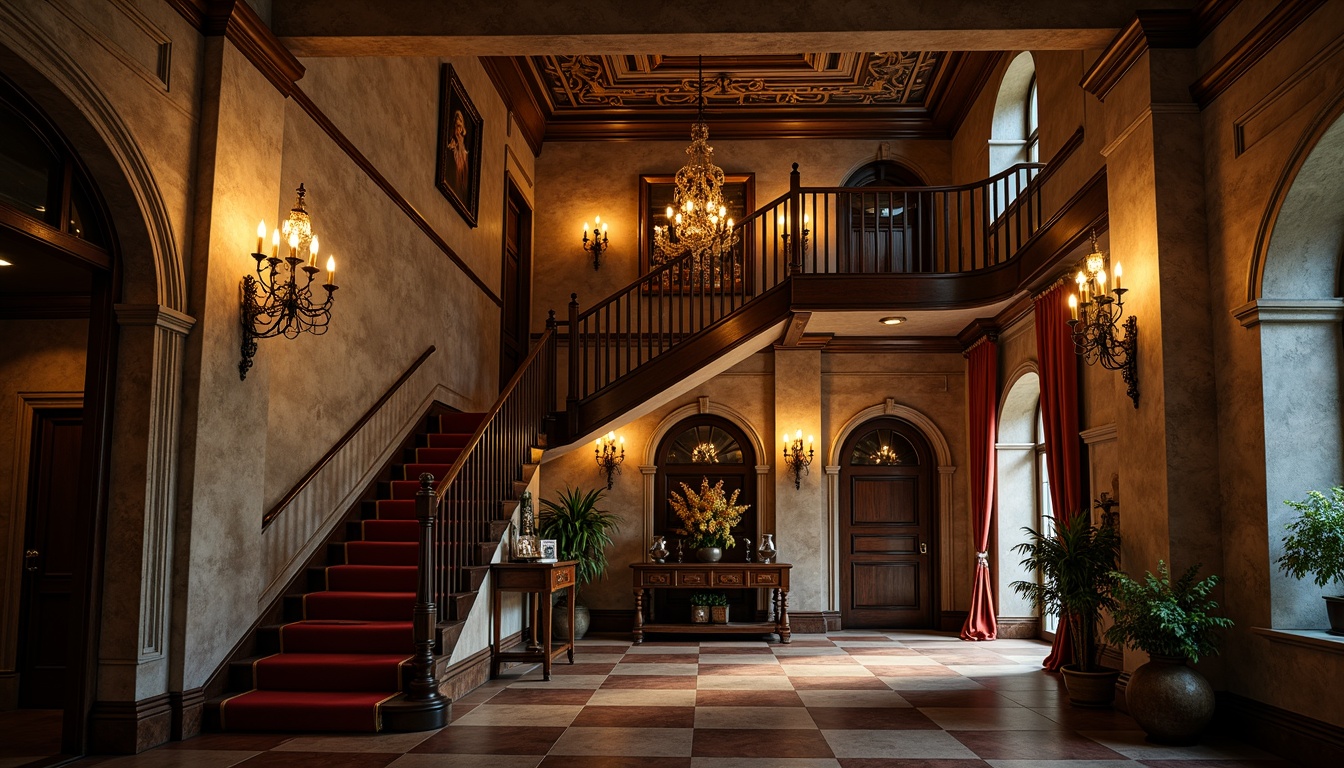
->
[1190,0,1326,109]
[1080,10,1199,102]
[481,56,546,156]
[819,336,963,354]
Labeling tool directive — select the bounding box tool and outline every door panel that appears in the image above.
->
[19,409,82,708]
[499,179,531,385]
[839,418,935,628]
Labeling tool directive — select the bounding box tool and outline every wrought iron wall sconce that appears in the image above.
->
[1067,231,1138,407]
[582,216,609,270]
[595,431,625,489]
[778,212,810,273]
[782,429,814,490]
[239,184,338,380]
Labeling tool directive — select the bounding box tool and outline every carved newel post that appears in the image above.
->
[408,473,446,705]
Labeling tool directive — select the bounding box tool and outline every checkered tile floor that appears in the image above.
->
[66,631,1294,767]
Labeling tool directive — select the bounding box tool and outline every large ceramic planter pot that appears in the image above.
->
[1060,665,1121,708]
[1325,595,1344,637]
[1126,654,1214,744]
[553,602,590,641]
[696,547,723,563]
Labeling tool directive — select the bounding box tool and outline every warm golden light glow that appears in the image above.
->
[879,316,906,326]
[256,221,266,253]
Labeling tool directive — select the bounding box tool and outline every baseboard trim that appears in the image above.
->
[940,610,968,632]
[1217,691,1344,768]
[438,631,522,702]
[790,611,841,634]
[90,692,172,754]
[995,616,1040,639]
[169,688,205,741]
[589,608,635,635]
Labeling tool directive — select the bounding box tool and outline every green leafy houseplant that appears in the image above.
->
[538,486,622,597]
[1106,561,1233,663]
[690,592,729,607]
[1278,487,1344,595]
[1011,511,1121,673]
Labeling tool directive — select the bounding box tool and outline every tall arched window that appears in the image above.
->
[989,52,1039,177]
[997,369,1056,638]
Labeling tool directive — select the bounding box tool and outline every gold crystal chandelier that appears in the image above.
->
[653,56,737,271]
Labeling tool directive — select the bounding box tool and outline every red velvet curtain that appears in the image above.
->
[1034,283,1084,670]
[960,339,998,641]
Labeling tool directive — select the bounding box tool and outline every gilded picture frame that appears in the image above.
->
[435,63,483,227]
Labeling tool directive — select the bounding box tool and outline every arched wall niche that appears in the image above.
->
[824,399,956,614]
[1241,101,1344,629]
[639,397,771,557]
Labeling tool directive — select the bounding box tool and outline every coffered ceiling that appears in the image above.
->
[483,50,1001,150]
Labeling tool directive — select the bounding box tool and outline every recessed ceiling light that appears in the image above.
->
[879,316,906,326]
[0,258,11,267]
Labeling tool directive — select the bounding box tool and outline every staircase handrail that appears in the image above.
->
[797,161,1045,195]
[434,327,557,501]
[262,344,437,528]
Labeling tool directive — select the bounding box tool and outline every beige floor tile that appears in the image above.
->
[449,704,582,727]
[849,654,940,666]
[1078,730,1281,760]
[508,674,609,689]
[697,675,795,690]
[587,688,699,707]
[782,665,876,677]
[698,655,780,665]
[986,761,1136,768]
[689,759,840,768]
[624,645,699,655]
[272,731,438,751]
[610,663,699,675]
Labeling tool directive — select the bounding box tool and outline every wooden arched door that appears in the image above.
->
[839,159,936,273]
[653,415,758,620]
[839,417,937,628]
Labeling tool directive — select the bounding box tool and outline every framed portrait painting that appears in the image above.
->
[638,173,755,293]
[435,64,483,227]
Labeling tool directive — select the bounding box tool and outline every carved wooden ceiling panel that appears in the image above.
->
[483,51,1001,148]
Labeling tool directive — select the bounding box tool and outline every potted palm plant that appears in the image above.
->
[538,485,622,640]
[1106,561,1232,744]
[1278,487,1344,635]
[1011,511,1122,707]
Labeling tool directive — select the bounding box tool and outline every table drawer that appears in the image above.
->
[676,570,710,587]
[712,569,746,587]
[640,571,673,587]
[749,571,781,587]
[551,565,576,591]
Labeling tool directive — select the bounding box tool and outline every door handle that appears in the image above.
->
[919,543,928,555]
[24,549,39,572]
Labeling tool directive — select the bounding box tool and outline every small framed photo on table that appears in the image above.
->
[539,539,558,563]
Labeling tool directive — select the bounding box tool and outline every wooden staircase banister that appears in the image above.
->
[262,344,437,528]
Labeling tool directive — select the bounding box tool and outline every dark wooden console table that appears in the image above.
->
[630,562,791,644]
[490,561,576,680]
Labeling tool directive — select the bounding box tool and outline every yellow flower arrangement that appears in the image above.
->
[669,477,750,549]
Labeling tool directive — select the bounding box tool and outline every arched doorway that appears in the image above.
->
[838,159,935,273]
[0,73,118,759]
[652,415,759,620]
[838,417,937,628]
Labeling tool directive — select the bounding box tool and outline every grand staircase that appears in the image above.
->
[212,412,489,732]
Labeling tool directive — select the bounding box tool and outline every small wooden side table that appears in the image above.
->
[490,560,577,681]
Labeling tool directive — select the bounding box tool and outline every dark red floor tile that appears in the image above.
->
[539,757,691,768]
[234,753,399,767]
[778,655,866,665]
[600,675,698,689]
[486,687,596,705]
[699,646,774,654]
[160,732,298,750]
[549,663,615,675]
[1030,705,1139,729]
[571,705,695,727]
[789,676,892,690]
[576,645,635,655]
[696,689,804,706]
[412,725,565,754]
[1138,761,1298,767]
[691,727,835,758]
[622,654,700,663]
[807,707,940,729]
[899,690,1019,707]
[949,730,1127,760]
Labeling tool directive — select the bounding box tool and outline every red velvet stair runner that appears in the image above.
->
[219,412,484,732]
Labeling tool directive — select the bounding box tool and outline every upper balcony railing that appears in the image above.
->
[562,161,1046,418]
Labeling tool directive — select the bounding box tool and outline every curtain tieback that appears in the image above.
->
[976,550,989,567]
